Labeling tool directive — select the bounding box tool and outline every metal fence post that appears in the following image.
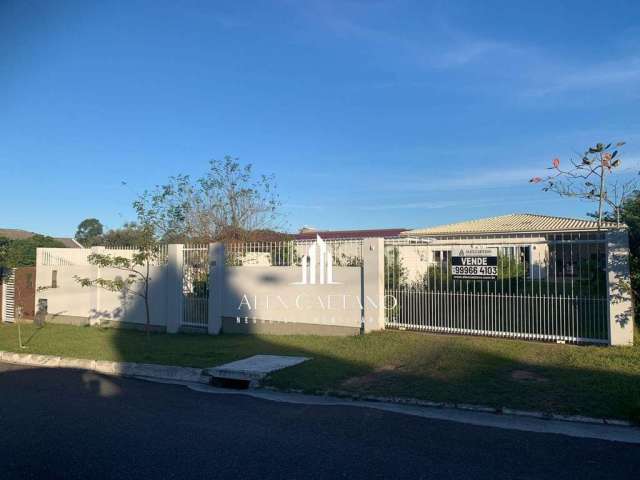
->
[208,242,225,335]
[606,229,635,346]
[166,244,184,334]
[362,237,385,332]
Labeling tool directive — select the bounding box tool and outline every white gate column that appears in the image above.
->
[207,242,225,335]
[362,237,385,332]
[606,229,634,346]
[167,244,184,334]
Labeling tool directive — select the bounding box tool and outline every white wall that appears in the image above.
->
[222,266,363,328]
[35,249,170,327]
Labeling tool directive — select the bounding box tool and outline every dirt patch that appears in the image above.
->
[341,365,402,389]
[510,370,549,383]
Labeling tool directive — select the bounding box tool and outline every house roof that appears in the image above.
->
[295,228,407,240]
[402,214,621,236]
[0,228,83,248]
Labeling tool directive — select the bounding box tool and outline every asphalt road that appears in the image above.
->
[0,362,638,479]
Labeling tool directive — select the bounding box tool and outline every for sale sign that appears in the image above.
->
[451,247,498,279]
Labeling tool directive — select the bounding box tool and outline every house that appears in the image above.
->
[398,213,621,281]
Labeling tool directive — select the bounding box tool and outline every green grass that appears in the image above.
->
[1,323,639,421]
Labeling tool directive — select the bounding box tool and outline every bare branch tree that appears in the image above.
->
[530,141,636,228]
[134,156,281,242]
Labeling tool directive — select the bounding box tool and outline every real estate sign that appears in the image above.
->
[451,247,498,279]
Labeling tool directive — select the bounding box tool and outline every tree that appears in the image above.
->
[134,156,282,242]
[74,238,157,333]
[101,222,149,247]
[595,192,640,318]
[74,219,160,334]
[0,235,65,268]
[75,218,104,247]
[530,142,636,229]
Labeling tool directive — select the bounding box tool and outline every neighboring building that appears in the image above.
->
[295,227,407,241]
[1,266,36,321]
[0,228,79,322]
[0,228,83,248]
[398,213,620,281]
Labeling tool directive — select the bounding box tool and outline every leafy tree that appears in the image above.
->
[134,156,281,242]
[0,235,65,268]
[75,218,104,247]
[596,192,640,319]
[101,222,149,247]
[530,142,636,228]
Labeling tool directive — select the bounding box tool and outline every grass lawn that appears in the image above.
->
[1,322,639,422]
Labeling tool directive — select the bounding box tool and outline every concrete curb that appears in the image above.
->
[187,384,640,444]
[0,350,208,384]
[0,350,634,428]
[272,388,635,428]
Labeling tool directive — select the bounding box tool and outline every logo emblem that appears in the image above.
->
[293,235,340,285]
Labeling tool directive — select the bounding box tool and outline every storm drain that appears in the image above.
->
[208,376,251,390]
[203,355,310,389]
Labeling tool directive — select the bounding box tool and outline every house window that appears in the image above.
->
[26,273,33,289]
[51,270,58,288]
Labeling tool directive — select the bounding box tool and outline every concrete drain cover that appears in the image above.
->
[205,355,310,382]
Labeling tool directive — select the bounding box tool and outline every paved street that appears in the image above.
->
[0,362,638,479]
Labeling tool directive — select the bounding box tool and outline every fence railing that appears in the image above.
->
[41,249,92,267]
[39,245,169,267]
[225,239,364,267]
[384,235,609,344]
[385,289,608,343]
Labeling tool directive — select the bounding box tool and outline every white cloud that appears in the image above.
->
[523,57,640,98]
[379,166,542,192]
[292,0,517,70]
[355,195,560,211]
[290,1,640,101]
[357,200,464,210]
[284,203,325,210]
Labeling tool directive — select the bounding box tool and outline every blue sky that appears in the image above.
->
[2,0,640,236]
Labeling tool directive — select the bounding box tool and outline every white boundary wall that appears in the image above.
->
[34,235,633,345]
[35,247,172,328]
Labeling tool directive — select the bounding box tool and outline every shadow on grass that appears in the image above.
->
[1,319,638,422]
[103,323,640,423]
[22,322,46,347]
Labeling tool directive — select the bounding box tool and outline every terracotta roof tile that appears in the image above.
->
[402,214,620,236]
